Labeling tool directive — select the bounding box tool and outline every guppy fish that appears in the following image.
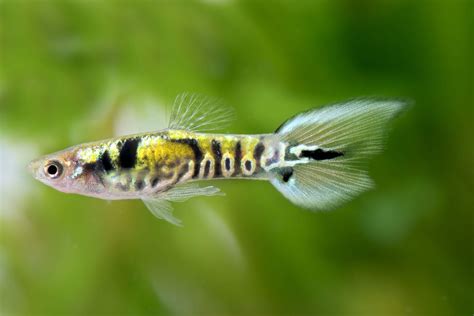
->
[29,94,405,225]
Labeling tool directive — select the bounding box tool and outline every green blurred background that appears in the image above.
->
[1,0,472,315]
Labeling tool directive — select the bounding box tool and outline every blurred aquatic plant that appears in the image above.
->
[0,0,472,315]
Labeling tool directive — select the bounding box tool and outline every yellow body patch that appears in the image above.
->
[136,136,194,169]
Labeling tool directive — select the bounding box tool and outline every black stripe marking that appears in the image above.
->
[234,141,242,175]
[99,150,114,172]
[171,139,202,178]
[151,177,159,188]
[300,149,343,160]
[253,142,265,168]
[245,160,252,172]
[211,140,222,177]
[119,138,140,169]
[203,160,211,178]
[225,158,231,171]
[280,167,294,182]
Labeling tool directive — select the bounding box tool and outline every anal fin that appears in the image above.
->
[142,199,182,226]
[142,184,224,226]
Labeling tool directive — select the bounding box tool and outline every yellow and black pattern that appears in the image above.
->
[77,130,274,194]
[30,97,406,219]
[167,130,270,180]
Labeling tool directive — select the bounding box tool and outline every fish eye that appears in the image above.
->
[44,161,63,179]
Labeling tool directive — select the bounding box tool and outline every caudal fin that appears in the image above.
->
[271,99,406,210]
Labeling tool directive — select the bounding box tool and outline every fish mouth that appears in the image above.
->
[27,159,42,179]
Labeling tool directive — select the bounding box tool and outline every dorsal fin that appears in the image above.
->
[168,93,234,132]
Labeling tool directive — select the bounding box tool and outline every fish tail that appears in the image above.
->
[270,99,407,210]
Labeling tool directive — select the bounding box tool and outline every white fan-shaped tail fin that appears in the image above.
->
[272,99,407,210]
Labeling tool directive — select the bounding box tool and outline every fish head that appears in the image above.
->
[28,145,107,197]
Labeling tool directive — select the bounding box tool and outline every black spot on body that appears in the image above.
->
[203,160,211,178]
[300,148,343,160]
[234,141,242,175]
[280,167,294,182]
[211,140,222,177]
[135,180,144,191]
[119,138,140,169]
[99,150,114,172]
[225,158,231,171]
[151,177,159,188]
[245,160,252,172]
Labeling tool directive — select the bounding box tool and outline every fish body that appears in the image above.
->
[29,95,406,225]
[69,131,278,199]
